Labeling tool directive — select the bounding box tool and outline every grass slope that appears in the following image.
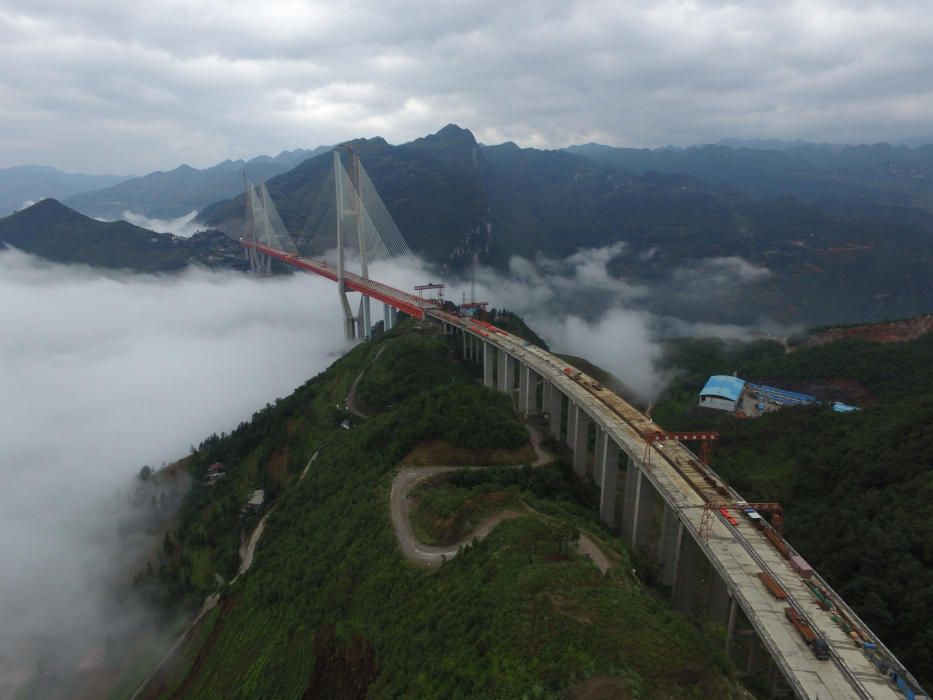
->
[145,323,740,699]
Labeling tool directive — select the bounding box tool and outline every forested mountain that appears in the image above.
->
[0,165,130,217]
[567,141,933,213]
[0,198,244,272]
[120,323,743,699]
[201,125,933,326]
[65,146,330,220]
[653,324,933,686]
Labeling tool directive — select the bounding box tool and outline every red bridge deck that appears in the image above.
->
[242,241,439,318]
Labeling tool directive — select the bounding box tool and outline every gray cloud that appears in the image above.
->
[110,209,202,237]
[2,1,933,173]
[0,249,349,692]
[461,245,792,401]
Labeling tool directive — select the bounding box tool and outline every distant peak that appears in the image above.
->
[28,197,72,213]
[9,197,89,224]
[437,123,468,135]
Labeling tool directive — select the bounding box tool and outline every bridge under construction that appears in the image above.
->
[237,148,927,700]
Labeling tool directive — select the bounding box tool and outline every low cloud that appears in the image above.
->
[453,245,788,402]
[114,209,203,237]
[0,249,349,692]
[672,256,772,287]
[0,240,793,692]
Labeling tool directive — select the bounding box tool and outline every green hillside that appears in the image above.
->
[566,141,933,214]
[0,198,245,272]
[651,327,933,686]
[132,323,742,699]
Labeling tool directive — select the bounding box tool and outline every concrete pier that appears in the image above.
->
[548,385,562,440]
[672,532,700,614]
[483,342,495,388]
[572,405,590,477]
[599,433,619,526]
[520,365,538,415]
[708,571,731,625]
[504,355,516,398]
[593,426,605,483]
[631,470,656,552]
[657,504,681,587]
[621,457,639,544]
[497,350,507,393]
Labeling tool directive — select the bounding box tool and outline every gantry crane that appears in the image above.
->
[642,430,719,466]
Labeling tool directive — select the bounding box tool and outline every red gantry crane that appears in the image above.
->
[642,430,719,466]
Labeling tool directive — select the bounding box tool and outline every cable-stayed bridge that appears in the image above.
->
[238,150,926,700]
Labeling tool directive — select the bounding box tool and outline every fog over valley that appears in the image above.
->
[0,241,778,687]
[0,250,348,689]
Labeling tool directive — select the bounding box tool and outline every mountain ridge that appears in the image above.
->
[198,124,933,326]
[63,145,332,220]
[0,198,245,272]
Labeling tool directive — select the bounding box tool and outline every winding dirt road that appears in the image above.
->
[390,424,613,573]
[131,450,320,699]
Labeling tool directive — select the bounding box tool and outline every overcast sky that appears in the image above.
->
[3,0,933,173]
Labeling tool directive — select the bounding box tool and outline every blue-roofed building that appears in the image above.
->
[699,375,746,412]
[747,383,819,407]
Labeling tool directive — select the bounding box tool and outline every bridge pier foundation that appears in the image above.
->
[572,405,590,478]
[599,434,619,527]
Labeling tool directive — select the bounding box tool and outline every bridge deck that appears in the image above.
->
[437,311,902,700]
[242,242,438,319]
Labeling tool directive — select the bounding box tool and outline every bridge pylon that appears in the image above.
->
[334,151,359,341]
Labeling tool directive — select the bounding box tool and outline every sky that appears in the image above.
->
[2,0,933,173]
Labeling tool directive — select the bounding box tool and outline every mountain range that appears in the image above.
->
[63,145,331,220]
[199,124,933,326]
[0,165,130,218]
[3,125,933,326]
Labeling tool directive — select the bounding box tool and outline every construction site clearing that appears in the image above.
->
[699,374,860,418]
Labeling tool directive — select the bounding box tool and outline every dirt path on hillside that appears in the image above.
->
[391,423,612,574]
[131,450,320,699]
[346,345,387,418]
